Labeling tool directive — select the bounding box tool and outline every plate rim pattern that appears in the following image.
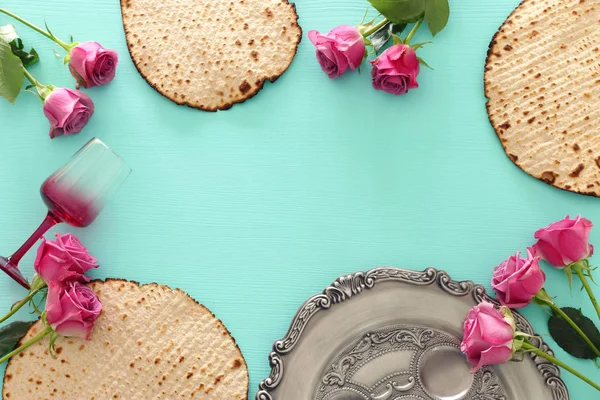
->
[255,267,569,400]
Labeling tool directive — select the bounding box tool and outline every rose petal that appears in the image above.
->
[478,313,514,344]
[472,345,512,372]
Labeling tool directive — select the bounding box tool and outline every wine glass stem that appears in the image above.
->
[9,213,58,265]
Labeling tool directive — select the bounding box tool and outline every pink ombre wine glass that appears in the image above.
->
[0,138,131,289]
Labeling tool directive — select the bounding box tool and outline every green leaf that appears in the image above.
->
[0,25,39,67]
[565,265,574,292]
[548,307,600,359]
[11,45,39,68]
[0,321,35,356]
[424,0,450,37]
[411,41,432,50]
[392,34,404,45]
[48,331,59,359]
[44,21,55,40]
[0,39,25,104]
[417,56,433,69]
[367,0,426,24]
[370,22,407,54]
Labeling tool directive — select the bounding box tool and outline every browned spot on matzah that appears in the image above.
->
[541,171,558,184]
[239,81,251,94]
[570,163,585,177]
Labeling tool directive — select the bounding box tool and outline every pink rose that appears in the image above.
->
[43,88,94,139]
[69,41,119,88]
[308,25,366,78]
[46,281,102,340]
[460,302,515,373]
[534,215,594,268]
[34,233,98,283]
[491,248,546,308]
[370,44,420,95]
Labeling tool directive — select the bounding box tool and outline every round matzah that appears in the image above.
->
[2,280,248,399]
[121,0,302,111]
[484,0,600,196]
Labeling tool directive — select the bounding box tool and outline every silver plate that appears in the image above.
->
[256,267,569,400]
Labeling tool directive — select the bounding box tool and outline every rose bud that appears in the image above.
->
[69,41,118,88]
[460,302,516,373]
[534,215,594,268]
[370,44,420,95]
[43,88,94,139]
[491,248,546,308]
[308,25,366,79]
[34,233,99,284]
[45,281,102,340]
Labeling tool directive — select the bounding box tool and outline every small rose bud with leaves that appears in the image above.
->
[43,88,95,139]
[34,233,99,284]
[0,281,103,366]
[69,41,118,89]
[46,281,102,340]
[533,215,594,268]
[370,44,420,96]
[460,302,600,391]
[308,25,366,79]
[491,248,545,309]
[460,302,515,373]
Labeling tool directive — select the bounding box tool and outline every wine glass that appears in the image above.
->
[0,137,131,289]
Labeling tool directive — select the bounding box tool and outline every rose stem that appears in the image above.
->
[522,341,600,391]
[22,67,52,100]
[573,265,600,321]
[0,326,52,364]
[361,18,389,38]
[0,278,47,324]
[0,291,37,324]
[546,301,600,358]
[0,8,71,51]
[404,17,424,45]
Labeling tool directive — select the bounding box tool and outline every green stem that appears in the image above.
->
[548,301,600,358]
[574,265,600,321]
[404,18,424,45]
[361,18,389,38]
[522,341,600,391]
[0,326,52,364]
[22,67,52,100]
[0,278,47,324]
[22,67,39,87]
[0,8,71,51]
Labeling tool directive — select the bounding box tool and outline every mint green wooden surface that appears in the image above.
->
[0,0,599,398]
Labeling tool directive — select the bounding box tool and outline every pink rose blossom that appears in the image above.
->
[46,281,102,340]
[460,302,515,373]
[69,41,118,88]
[491,248,546,308]
[533,215,594,268]
[370,44,420,95]
[34,233,98,283]
[308,25,366,78]
[43,88,94,139]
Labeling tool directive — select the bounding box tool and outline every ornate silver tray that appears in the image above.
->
[256,267,569,400]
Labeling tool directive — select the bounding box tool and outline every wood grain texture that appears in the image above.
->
[0,0,598,398]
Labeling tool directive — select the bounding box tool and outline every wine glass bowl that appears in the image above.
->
[0,138,131,289]
[41,138,131,228]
